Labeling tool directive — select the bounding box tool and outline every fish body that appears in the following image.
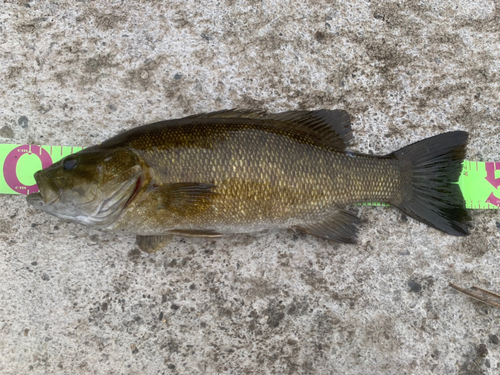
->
[27,110,470,252]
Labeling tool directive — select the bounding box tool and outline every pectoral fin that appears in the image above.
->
[293,210,360,243]
[136,235,173,253]
[153,182,217,214]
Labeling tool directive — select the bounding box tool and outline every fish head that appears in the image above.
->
[27,147,143,228]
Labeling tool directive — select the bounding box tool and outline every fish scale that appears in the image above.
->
[112,125,402,235]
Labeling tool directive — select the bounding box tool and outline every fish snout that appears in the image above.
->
[33,170,60,204]
[33,170,43,183]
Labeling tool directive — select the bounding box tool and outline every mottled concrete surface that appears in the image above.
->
[1,0,500,374]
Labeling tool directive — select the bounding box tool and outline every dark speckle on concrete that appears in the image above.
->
[131,344,139,354]
[477,343,488,357]
[407,280,422,293]
[315,31,326,43]
[127,248,141,261]
[489,334,498,344]
[201,33,212,41]
[263,304,285,328]
[459,343,489,375]
[0,125,14,138]
[17,116,28,128]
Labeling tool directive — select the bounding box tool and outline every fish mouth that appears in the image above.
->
[26,192,45,208]
[27,170,61,207]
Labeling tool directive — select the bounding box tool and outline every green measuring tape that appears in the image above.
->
[0,144,498,209]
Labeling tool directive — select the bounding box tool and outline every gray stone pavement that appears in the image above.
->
[0,1,499,373]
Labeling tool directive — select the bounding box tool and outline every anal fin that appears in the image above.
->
[293,210,360,243]
[136,235,173,253]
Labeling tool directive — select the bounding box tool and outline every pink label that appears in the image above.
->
[485,162,500,189]
[485,162,500,207]
[3,145,53,195]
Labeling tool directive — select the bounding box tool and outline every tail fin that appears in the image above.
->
[392,131,470,236]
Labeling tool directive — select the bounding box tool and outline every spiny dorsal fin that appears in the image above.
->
[187,109,353,151]
[293,210,360,243]
[186,109,268,120]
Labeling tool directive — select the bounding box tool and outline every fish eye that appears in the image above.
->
[63,157,78,170]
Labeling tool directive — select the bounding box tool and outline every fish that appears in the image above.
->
[26,109,470,252]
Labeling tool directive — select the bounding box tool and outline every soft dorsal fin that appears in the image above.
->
[186,109,353,151]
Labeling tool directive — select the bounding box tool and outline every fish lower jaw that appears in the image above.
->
[26,192,43,208]
[51,212,117,229]
[30,192,61,206]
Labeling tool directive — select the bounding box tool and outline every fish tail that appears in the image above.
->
[391,131,470,236]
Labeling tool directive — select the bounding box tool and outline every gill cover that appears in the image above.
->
[27,147,143,228]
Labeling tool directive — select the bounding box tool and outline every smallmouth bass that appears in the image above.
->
[27,109,470,252]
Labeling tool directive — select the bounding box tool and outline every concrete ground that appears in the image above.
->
[1,0,500,374]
